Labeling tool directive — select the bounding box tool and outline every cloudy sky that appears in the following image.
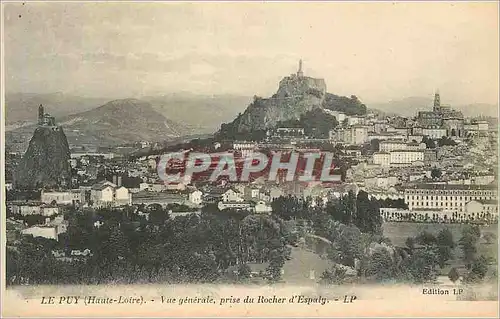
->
[3,1,499,104]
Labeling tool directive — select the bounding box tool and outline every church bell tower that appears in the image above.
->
[38,104,44,125]
[433,90,441,112]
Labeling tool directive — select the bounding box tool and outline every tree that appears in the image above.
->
[437,137,457,147]
[147,203,170,225]
[421,136,436,149]
[404,248,439,283]
[322,93,367,116]
[355,190,382,234]
[405,237,415,251]
[320,265,347,285]
[482,232,496,245]
[366,247,395,282]
[465,255,489,283]
[459,225,481,266]
[415,231,437,246]
[370,139,380,151]
[436,228,455,268]
[448,267,460,283]
[328,225,363,268]
[431,168,442,179]
[237,264,251,281]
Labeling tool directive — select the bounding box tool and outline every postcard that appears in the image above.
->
[1,1,498,317]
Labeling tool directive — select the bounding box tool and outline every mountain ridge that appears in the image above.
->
[6,98,192,150]
[369,96,498,118]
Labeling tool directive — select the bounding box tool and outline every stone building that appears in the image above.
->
[404,184,497,213]
[416,92,465,137]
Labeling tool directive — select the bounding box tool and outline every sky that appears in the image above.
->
[3,1,499,105]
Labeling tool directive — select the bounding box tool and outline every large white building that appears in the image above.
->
[389,150,424,165]
[332,125,368,145]
[379,140,407,152]
[404,184,498,213]
[221,188,244,202]
[372,150,424,167]
[422,128,447,139]
[373,152,391,167]
[346,115,365,126]
[233,141,257,157]
[368,132,407,142]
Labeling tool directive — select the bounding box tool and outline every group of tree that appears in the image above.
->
[7,192,496,287]
[421,135,458,149]
[275,108,339,139]
[421,136,436,149]
[322,94,367,116]
[6,206,292,285]
[377,198,408,209]
[431,168,442,179]
[437,136,458,147]
[271,190,382,235]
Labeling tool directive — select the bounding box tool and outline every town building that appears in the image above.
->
[41,190,82,205]
[373,152,390,167]
[416,92,465,137]
[8,202,59,216]
[379,140,407,152]
[90,181,131,208]
[368,132,407,142]
[346,115,366,126]
[222,188,244,202]
[22,226,58,240]
[217,201,252,211]
[233,141,257,157]
[389,150,424,166]
[421,127,447,139]
[404,184,498,213]
[275,127,305,138]
[188,189,203,205]
[331,125,368,145]
[254,200,273,214]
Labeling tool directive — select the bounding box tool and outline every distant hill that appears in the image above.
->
[143,93,251,134]
[5,92,251,134]
[5,92,110,129]
[369,97,498,118]
[7,99,192,149]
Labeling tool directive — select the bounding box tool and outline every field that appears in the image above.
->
[382,222,498,247]
[383,222,498,275]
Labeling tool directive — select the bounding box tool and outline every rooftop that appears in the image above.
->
[406,184,497,191]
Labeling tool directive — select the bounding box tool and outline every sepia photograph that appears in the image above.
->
[1,1,499,317]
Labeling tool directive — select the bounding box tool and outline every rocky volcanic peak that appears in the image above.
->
[236,74,328,132]
[14,126,72,190]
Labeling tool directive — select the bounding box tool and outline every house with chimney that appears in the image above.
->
[90,180,131,208]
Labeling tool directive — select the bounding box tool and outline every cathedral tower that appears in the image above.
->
[433,90,441,112]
